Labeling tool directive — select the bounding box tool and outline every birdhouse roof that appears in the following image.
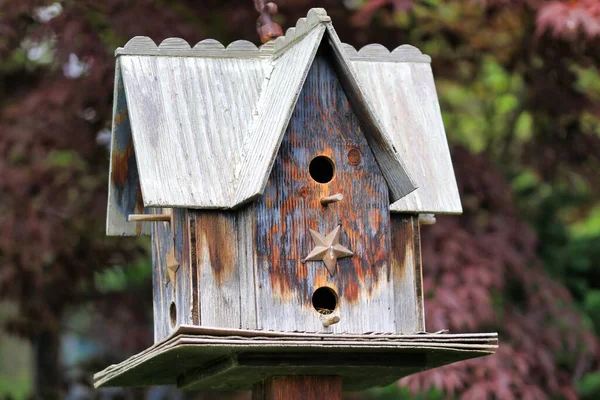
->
[107,8,461,236]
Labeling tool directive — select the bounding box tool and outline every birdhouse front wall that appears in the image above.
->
[252,55,394,333]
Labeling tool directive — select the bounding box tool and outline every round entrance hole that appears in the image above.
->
[309,156,335,184]
[169,302,177,328]
[312,287,338,315]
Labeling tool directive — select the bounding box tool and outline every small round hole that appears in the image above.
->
[309,156,335,184]
[312,287,338,315]
[169,302,177,328]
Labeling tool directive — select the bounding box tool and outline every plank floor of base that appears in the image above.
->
[252,376,342,400]
[93,325,498,391]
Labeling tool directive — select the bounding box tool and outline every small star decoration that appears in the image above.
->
[302,225,354,276]
[166,245,180,285]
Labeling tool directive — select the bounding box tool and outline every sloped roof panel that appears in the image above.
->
[347,46,462,214]
[120,51,267,208]
[233,25,327,205]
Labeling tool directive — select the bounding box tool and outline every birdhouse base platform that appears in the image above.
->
[94,326,497,391]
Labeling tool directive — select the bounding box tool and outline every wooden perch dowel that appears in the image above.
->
[128,214,171,223]
[418,214,436,225]
[322,315,340,327]
[320,193,343,206]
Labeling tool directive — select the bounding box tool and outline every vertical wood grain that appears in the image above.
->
[238,205,258,329]
[193,211,242,328]
[252,376,342,400]
[254,55,394,333]
[352,60,462,214]
[390,214,424,333]
[106,60,148,236]
[151,208,192,342]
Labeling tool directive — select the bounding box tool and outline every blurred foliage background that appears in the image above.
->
[1,0,600,399]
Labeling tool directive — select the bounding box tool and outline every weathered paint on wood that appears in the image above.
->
[254,55,395,333]
[119,54,267,208]
[252,376,342,400]
[151,208,192,342]
[391,215,425,333]
[192,211,242,329]
[352,59,462,214]
[187,207,258,329]
[106,59,148,236]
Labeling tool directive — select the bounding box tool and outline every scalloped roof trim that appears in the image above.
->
[113,8,429,63]
[342,43,431,63]
[114,8,330,58]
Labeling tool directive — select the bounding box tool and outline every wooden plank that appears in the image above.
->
[390,215,424,334]
[238,205,258,329]
[151,208,193,342]
[193,211,242,328]
[254,56,395,334]
[151,208,174,342]
[173,209,193,333]
[93,331,498,390]
[341,43,431,63]
[352,59,462,214]
[106,59,149,236]
[252,376,341,400]
[120,54,267,208]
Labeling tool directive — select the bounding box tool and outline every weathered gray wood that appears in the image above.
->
[234,21,417,206]
[253,55,395,334]
[116,37,263,58]
[192,211,242,328]
[351,58,462,214]
[93,329,498,390]
[342,43,431,63]
[324,24,417,201]
[106,59,149,236]
[152,208,192,342]
[233,25,326,206]
[238,205,258,329]
[270,8,331,55]
[391,215,425,333]
[120,54,266,208]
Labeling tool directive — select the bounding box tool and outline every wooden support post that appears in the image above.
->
[252,376,342,400]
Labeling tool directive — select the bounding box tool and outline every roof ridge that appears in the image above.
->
[261,8,331,56]
[342,43,431,63]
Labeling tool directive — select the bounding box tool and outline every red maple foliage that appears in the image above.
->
[400,147,600,399]
[357,0,600,40]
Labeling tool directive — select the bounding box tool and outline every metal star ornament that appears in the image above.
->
[165,245,180,285]
[302,225,354,276]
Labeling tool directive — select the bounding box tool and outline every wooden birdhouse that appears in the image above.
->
[96,8,497,391]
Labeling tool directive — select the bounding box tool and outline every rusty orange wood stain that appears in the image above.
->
[110,144,133,187]
[255,55,392,311]
[196,213,237,286]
